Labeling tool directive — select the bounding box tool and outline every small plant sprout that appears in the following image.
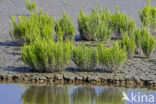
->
[25,0,37,13]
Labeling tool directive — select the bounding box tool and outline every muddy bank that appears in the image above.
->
[0,0,156,88]
[0,68,156,89]
[0,49,156,89]
[0,44,156,88]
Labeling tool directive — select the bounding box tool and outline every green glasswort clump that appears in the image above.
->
[119,33,136,59]
[71,45,98,71]
[78,8,112,42]
[55,12,75,41]
[98,43,127,71]
[141,28,155,58]
[111,7,136,39]
[10,10,54,45]
[25,0,37,13]
[134,28,142,48]
[21,39,72,72]
[139,0,156,34]
[134,28,143,55]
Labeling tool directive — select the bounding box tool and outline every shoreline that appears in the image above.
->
[0,68,155,89]
[0,43,156,89]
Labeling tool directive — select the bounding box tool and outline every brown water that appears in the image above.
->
[0,84,155,104]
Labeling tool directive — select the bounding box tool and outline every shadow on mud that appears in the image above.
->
[4,66,32,73]
[0,41,21,47]
[66,67,111,73]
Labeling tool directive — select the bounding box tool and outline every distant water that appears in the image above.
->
[0,83,155,104]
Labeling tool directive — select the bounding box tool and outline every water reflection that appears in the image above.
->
[0,84,155,104]
[22,85,124,104]
[96,87,124,104]
[22,86,69,104]
[70,86,96,104]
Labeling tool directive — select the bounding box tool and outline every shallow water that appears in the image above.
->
[0,84,155,104]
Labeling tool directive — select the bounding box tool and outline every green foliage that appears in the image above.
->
[78,7,136,41]
[134,28,142,48]
[119,33,136,58]
[71,45,98,71]
[22,86,69,104]
[134,28,143,55]
[21,40,72,72]
[98,43,127,71]
[111,7,136,38]
[139,0,156,34]
[55,12,75,41]
[141,28,155,58]
[77,8,112,42]
[9,10,54,45]
[25,0,37,13]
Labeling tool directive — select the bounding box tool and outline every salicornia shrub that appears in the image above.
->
[55,12,75,41]
[10,10,54,45]
[111,7,136,39]
[77,8,112,42]
[25,0,37,13]
[139,0,156,35]
[98,43,127,71]
[141,28,155,58]
[119,33,136,59]
[134,28,143,55]
[71,45,98,71]
[21,39,72,72]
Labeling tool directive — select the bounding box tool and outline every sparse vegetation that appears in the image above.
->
[21,39,72,72]
[55,12,75,41]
